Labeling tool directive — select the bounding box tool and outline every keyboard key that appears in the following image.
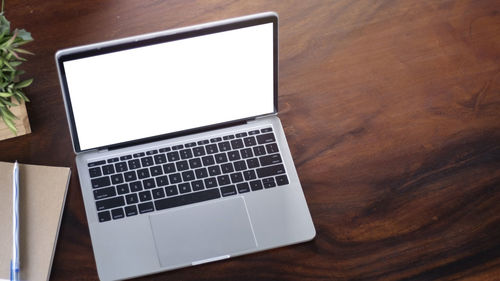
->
[246,158,260,169]
[221,163,234,174]
[235,132,247,138]
[137,168,150,179]
[91,176,111,189]
[88,160,106,167]
[217,175,230,186]
[169,173,182,184]
[276,175,289,186]
[133,152,145,158]
[116,184,129,195]
[236,182,250,193]
[150,165,163,176]
[259,154,282,166]
[193,146,206,156]
[154,189,221,211]
[263,177,276,188]
[112,208,125,219]
[249,130,260,135]
[206,144,218,154]
[124,171,137,181]
[257,133,276,144]
[244,136,257,147]
[195,168,208,179]
[230,172,244,183]
[129,181,143,192]
[172,144,184,150]
[189,158,202,169]
[233,160,247,171]
[120,155,132,161]
[266,143,279,154]
[261,127,273,133]
[221,185,237,197]
[257,164,285,178]
[181,170,195,181]
[143,178,156,189]
[138,202,155,214]
[159,147,171,153]
[141,156,154,167]
[125,205,138,216]
[202,155,215,166]
[210,137,222,143]
[107,157,119,163]
[178,183,191,194]
[156,175,169,187]
[204,177,218,188]
[167,151,180,162]
[197,139,209,145]
[230,139,244,149]
[253,146,266,156]
[89,167,101,178]
[127,159,140,169]
[98,211,111,222]
[146,149,158,155]
[111,174,124,184]
[96,196,125,211]
[240,148,253,158]
[102,162,114,175]
[218,141,231,152]
[115,162,128,172]
[93,186,116,200]
[223,135,235,140]
[227,151,241,161]
[185,142,197,147]
[243,170,257,181]
[215,153,228,163]
[191,180,204,191]
[208,165,221,176]
[152,187,166,199]
[249,180,263,191]
[165,185,178,196]
[139,190,152,202]
[126,193,139,204]
[163,163,176,174]
[180,149,193,159]
[176,160,189,171]
[154,154,167,164]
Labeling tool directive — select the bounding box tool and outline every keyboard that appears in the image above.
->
[87,127,289,223]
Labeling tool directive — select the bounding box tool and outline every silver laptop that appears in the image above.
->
[55,12,315,281]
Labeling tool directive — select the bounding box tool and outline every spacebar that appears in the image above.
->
[154,189,221,211]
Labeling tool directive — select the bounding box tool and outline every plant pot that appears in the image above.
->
[0,100,31,141]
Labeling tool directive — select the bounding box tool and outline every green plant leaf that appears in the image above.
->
[1,106,17,120]
[16,29,32,41]
[13,48,33,55]
[1,111,17,134]
[15,90,28,102]
[15,78,32,88]
[0,91,13,97]
[0,15,11,34]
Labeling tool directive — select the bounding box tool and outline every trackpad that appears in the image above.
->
[149,197,257,267]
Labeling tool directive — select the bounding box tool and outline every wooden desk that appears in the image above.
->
[1,1,499,280]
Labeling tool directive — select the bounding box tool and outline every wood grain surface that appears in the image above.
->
[0,1,499,280]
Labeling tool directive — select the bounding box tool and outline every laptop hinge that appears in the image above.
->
[248,112,277,123]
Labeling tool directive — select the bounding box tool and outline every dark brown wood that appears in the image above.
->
[1,1,499,280]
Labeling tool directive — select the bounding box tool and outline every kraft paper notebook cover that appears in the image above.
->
[0,162,71,281]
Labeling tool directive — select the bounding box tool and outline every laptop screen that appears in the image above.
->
[59,18,276,152]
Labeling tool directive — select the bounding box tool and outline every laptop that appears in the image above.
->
[55,12,315,281]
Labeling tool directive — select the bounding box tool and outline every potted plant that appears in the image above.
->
[0,1,33,140]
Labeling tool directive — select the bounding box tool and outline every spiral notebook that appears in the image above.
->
[0,162,71,281]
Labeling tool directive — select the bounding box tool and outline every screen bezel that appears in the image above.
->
[56,13,278,153]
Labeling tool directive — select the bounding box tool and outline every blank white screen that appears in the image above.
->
[63,23,274,151]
